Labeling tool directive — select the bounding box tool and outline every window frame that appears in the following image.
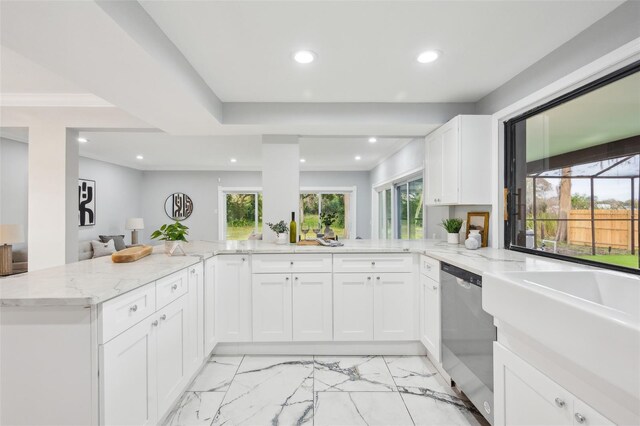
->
[504,60,640,274]
[300,186,357,240]
[373,168,425,240]
[218,186,263,240]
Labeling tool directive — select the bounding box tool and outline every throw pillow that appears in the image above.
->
[99,235,126,251]
[92,239,116,258]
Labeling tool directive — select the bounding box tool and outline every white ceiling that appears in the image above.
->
[76,131,414,172]
[141,0,621,102]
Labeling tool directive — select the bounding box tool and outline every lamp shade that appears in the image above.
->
[0,224,25,244]
[125,218,145,230]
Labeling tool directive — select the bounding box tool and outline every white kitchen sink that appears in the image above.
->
[483,269,640,416]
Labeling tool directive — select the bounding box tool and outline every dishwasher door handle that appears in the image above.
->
[456,277,472,289]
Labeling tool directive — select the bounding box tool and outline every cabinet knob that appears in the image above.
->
[426,264,431,271]
[241,257,246,262]
[151,320,158,327]
[295,276,299,281]
[367,276,372,280]
[290,261,294,265]
[371,261,376,266]
[376,276,381,280]
[286,277,290,281]
[554,398,565,408]
[191,268,195,274]
[575,413,586,424]
[129,304,138,313]
[432,285,438,290]
[171,284,178,291]
[160,314,167,321]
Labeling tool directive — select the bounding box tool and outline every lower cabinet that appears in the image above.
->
[101,295,188,426]
[292,273,333,341]
[215,255,252,342]
[334,272,413,341]
[494,343,615,426]
[204,257,216,354]
[252,273,293,341]
[419,274,441,362]
[185,262,204,377]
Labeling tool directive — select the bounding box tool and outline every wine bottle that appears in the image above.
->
[289,212,297,244]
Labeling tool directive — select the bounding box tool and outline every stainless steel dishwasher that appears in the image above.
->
[441,262,496,425]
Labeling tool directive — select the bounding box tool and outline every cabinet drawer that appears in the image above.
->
[156,269,189,310]
[252,254,332,273]
[420,255,440,282]
[333,254,413,273]
[100,283,156,343]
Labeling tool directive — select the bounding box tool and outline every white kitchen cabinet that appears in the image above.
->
[251,254,332,274]
[156,296,189,416]
[425,115,491,206]
[494,343,614,426]
[101,314,158,426]
[185,262,204,378]
[252,273,293,341]
[334,273,374,341]
[292,273,332,341]
[204,257,216,355]
[373,273,414,340]
[215,255,252,342]
[420,274,441,362]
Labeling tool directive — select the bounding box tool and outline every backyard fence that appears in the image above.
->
[568,210,639,250]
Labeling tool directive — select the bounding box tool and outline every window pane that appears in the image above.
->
[408,178,424,239]
[378,191,384,239]
[226,193,258,240]
[397,184,408,239]
[385,188,392,239]
[321,193,347,239]
[301,193,319,236]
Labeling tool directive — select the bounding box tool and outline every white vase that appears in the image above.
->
[165,241,185,256]
[469,230,482,246]
[447,233,459,244]
[275,234,288,245]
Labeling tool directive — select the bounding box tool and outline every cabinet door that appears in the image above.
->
[185,263,204,378]
[426,132,443,205]
[422,275,441,362]
[156,296,189,417]
[215,255,252,342]
[440,120,459,204]
[292,273,332,341]
[252,273,292,342]
[204,258,216,355]
[373,273,414,340]
[573,399,615,426]
[333,273,374,341]
[100,315,157,426]
[494,343,573,426]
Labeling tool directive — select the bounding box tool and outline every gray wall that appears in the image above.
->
[0,138,28,258]
[370,138,424,186]
[476,1,640,115]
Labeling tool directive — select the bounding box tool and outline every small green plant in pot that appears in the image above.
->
[440,218,463,244]
[266,220,289,244]
[320,211,339,236]
[150,221,189,255]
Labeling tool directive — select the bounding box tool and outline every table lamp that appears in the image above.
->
[125,218,145,245]
[0,224,25,276]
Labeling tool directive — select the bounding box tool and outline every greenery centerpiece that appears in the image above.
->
[266,220,289,244]
[440,218,463,244]
[320,211,339,236]
[150,221,189,255]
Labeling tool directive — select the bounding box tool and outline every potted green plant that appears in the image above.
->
[150,221,189,255]
[266,220,289,244]
[440,218,463,244]
[320,211,339,236]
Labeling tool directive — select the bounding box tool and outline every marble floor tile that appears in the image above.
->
[400,387,487,426]
[385,356,451,392]
[314,392,414,426]
[189,355,243,392]
[212,356,314,426]
[163,391,225,426]
[314,356,397,392]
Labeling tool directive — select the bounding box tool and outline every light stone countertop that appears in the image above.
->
[0,239,595,307]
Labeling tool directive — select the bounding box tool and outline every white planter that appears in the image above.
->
[275,234,288,245]
[447,233,459,244]
[165,241,185,256]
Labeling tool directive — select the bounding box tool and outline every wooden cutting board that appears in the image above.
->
[112,245,153,263]
[296,240,321,246]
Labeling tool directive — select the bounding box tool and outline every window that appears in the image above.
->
[220,189,262,240]
[377,188,392,239]
[505,63,640,272]
[376,175,424,240]
[300,189,355,239]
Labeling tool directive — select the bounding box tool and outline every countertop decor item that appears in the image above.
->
[466,211,490,247]
[465,235,480,250]
[164,192,193,221]
[78,179,96,226]
[0,224,24,276]
[267,220,289,244]
[320,211,338,235]
[111,245,153,263]
[125,218,145,245]
[150,221,189,255]
[440,218,464,244]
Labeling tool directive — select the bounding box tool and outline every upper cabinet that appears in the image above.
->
[425,115,492,206]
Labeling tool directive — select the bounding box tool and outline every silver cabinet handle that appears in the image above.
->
[575,413,586,424]
[160,314,167,321]
[554,398,565,408]
[152,320,158,327]
[171,284,178,291]
[432,285,438,290]
[129,305,138,312]
[426,264,432,270]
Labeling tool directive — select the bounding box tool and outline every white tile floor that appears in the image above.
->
[163,354,488,426]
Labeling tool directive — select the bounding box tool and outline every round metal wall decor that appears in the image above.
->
[164,193,193,221]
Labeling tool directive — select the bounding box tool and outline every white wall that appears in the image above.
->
[0,138,28,259]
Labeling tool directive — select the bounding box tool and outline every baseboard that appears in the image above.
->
[212,340,427,356]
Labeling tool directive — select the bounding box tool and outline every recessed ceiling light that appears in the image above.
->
[77,137,88,143]
[368,137,377,143]
[293,50,316,64]
[230,158,237,163]
[300,158,306,163]
[136,155,143,160]
[355,156,361,161]
[417,50,440,64]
